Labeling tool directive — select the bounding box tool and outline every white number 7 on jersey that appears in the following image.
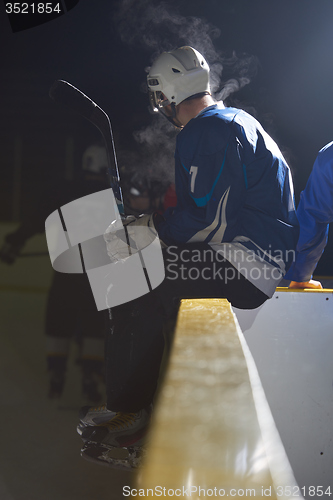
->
[190,166,198,193]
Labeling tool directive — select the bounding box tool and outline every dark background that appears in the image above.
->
[1,0,333,274]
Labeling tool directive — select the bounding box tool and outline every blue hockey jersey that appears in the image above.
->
[285,141,333,282]
[158,104,299,296]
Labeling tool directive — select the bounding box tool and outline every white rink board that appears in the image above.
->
[233,289,333,498]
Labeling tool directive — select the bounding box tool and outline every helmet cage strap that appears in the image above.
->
[149,91,182,128]
[149,90,170,112]
[159,102,182,128]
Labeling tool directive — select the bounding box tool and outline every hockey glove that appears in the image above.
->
[104,213,165,262]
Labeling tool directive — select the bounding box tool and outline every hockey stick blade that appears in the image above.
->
[49,80,97,120]
[49,80,112,142]
[49,80,125,216]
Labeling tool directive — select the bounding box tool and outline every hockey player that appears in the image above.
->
[0,144,109,402]
[120,165,170,216]
[78,46,299,461]
[286,141,333,289]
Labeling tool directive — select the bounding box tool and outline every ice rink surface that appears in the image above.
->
[0,288,134,500]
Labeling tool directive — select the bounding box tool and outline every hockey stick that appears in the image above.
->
[47,80,156,292]
[49,80,125,217]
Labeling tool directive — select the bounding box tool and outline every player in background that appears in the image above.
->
[120,165,172,216]
[78,46,299,458]
[286,142,333,289]
[0,145,109,402]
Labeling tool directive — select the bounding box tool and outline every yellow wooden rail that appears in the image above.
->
[276,287,333,293]
[134,299,302,499]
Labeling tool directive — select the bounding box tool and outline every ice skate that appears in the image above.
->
[80,441,146,470]
[77,404,116,435]
[79,407,151,469]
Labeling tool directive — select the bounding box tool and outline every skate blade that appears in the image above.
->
[77,424,84,436]
[80,442,145,470]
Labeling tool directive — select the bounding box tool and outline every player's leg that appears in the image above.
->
[159,242,268,311]
[79,243,268,449]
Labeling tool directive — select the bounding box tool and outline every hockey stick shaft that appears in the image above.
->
[49,80,125,216]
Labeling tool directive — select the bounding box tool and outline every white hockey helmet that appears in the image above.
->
[82,145,108,174]
[147,46,211,115]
